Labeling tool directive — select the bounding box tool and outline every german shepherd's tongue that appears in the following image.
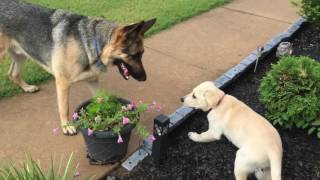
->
[120,63,130,80]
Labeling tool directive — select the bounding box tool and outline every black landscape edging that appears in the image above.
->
[121,17,306,171]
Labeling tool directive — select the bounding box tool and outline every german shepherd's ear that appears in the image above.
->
[140,18,157,35]
[121,18,156,38]
[122,21,145,39]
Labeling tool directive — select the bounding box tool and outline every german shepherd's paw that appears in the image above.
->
[61,122,77,136]
[22,85,40,93]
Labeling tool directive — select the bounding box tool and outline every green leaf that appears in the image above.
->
[308,127,316,134]
[312,120,320,126]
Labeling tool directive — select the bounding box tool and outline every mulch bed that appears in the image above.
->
[111,23,320,180]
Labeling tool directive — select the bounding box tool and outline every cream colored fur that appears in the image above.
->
[182,81,283,180]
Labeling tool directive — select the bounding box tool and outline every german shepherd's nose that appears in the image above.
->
[137,77,146,81]
[133,74,146,81]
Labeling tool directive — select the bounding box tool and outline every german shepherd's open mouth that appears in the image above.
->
[114,59,131,80]
[119,62,130,80]
[113,58,147,81]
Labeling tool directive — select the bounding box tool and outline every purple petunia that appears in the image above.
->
[87,128,94,136]
[52,127,60,135]
[152,100,157,105]
[127,104,134,110]
[72,112,79,120]
[127,101,137,110]
[122,117,130,125]
[117,135,123,144]
[148,135,156,142]
[156,105,162,112]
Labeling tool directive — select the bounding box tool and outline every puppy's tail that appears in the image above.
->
[268,150,282,180]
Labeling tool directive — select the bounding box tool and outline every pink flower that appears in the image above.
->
[72,112,79,120]
[152,100,157,105]
[127,101,137,110]
[87,128,94,136]
[127,104,134,110]
[122,117,130,125]
[147,105,153,112]
[74,171,80,177]
[156,105,162,112]
[117,135,123,144]
[148,135,156,142]
[52,127,60,135]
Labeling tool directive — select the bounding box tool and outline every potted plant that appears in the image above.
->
[73,92,157,165]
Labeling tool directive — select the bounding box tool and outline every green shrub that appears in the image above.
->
[292,0,320,24]
[259,56,320,138]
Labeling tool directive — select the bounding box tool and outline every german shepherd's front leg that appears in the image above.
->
[87,78,100,95]
[55,76,77,135]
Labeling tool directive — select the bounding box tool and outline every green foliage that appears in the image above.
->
[292,0,320,24]
[26,0,230,36]
[0,58,52,100]
[259,56,320,138]
[74,92,152,139]
[0,153,94,180]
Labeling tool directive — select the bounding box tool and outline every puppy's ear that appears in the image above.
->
[140,18,157,35]
[204,90,218,108]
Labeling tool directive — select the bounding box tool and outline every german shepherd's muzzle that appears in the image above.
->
[113,52,146,81]
[110,20,154,82]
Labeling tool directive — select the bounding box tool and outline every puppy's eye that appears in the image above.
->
[192,94,196,99]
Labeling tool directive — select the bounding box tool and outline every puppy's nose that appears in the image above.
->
[180,97,184,102]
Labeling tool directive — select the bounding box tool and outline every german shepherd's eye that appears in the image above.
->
[132,52,143,59]
[192,94,196,99]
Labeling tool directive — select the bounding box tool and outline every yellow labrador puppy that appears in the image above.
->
[181,81,282,180]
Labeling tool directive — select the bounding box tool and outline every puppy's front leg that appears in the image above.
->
[188,117,222,143]
[56,76,76,135]
[188,129,221,143]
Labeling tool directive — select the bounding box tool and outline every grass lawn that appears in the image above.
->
[0,0,230,99]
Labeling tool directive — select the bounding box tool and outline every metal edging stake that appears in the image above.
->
[151,114,170,165]
[254,45,264,73]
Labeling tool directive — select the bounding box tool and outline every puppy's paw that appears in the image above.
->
[188,132,200,142]
[61,121,77,136]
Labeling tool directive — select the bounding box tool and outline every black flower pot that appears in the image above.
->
[74,98,134,165]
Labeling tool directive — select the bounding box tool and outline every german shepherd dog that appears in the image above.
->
[0,0,156,135]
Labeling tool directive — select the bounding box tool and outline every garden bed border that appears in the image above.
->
[121,17,306,171]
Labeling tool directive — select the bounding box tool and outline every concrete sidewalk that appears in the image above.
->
[0,0,298,178]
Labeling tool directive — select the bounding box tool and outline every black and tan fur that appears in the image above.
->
[0,0,156,135]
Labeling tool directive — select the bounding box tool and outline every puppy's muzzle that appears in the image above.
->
[180,97,185,102]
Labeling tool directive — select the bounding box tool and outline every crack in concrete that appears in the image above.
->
[145,46,215,74]
[222,7,292,24]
